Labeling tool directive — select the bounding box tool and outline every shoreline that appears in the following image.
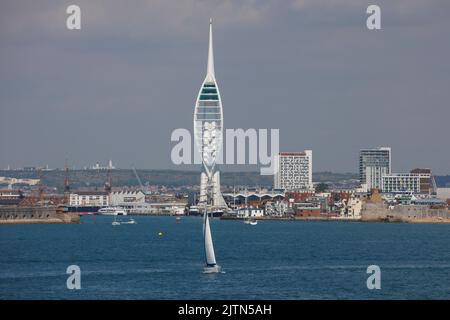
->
[2,212,449,225]
[219,215,450,224]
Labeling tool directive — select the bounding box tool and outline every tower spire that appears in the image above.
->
[206,18,215,82]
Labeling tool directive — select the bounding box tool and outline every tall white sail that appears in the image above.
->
[203,211,217,266]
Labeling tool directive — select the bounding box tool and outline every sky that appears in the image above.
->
[0,0,449,174]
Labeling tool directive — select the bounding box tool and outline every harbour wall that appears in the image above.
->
[0,206,80,224]
[361,203,450,223]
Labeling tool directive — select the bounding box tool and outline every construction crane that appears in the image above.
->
[132,166,149,195]
[64,158,70,204]
[37,167,44,205]
[132,166,144,188]
[104,160,112,194]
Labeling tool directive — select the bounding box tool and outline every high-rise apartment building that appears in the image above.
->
[359,147,391,190]
[274,151,313,191]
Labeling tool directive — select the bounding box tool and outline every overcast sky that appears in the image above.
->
[1,0,449,174]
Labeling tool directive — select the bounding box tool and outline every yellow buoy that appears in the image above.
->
[158,232,163,236]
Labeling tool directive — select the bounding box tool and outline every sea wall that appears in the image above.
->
[362,203,450,223]
[0,206,80,224]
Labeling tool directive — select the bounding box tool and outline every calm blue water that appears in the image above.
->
[0,216,449,299]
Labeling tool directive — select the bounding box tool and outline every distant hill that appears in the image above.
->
[2,169,447,191]
[0,169,359,191]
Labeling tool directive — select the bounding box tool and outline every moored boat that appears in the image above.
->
[97,207,127,216]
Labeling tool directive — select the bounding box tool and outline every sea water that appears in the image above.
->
[0,216,449,299]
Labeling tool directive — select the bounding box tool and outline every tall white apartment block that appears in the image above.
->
[274,151,313,191]
[359,147,391,190]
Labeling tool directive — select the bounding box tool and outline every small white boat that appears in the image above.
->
[112,214,123,226]
[211,210,224,217]
[121,218,137,225]
[188,205,200,216]
[244,219,257,225]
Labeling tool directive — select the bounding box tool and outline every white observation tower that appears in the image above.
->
[193,19,227,211]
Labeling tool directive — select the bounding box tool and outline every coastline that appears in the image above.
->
[2,210,449,225]
[220,214,450,224]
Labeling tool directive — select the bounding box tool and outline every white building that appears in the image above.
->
[436,188,450,201]
[91,160,115,170]
[110,190,146,206]
[382,172,431,194]
[274,151,313,191]
[339,195,362,219]
[69,191,109,207]
[0,176,40,186]
[0,189,23,205]
[237,207,264,218]
[359,147,391,190]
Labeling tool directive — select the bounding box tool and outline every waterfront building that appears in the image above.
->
[236,207,264,218]
[284,191,315,205]
[108,190,150,213]
[293,202,321,217]
[193,19,227,209]
[381,169,432,194]
[339,195,362,219]
[110,190,146,206]
[69,191,109,207]
[0,189,24,206]
[359,147,391,190]
[264,201,288,216]
[222,188,284,207]
[274,151,313,191]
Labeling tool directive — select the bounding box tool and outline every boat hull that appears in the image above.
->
[203,264,221,273]
[65,206,100,214]
[189,210,224,217]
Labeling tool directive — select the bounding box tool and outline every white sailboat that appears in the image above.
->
[203,209,221,273]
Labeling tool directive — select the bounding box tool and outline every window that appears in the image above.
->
[199,101,219,107]
[202,88,217,94]
[196,114,221,120]
[200,94,218,100]
[198,107,220,113]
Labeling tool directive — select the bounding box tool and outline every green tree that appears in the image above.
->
[315,182,328,193]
